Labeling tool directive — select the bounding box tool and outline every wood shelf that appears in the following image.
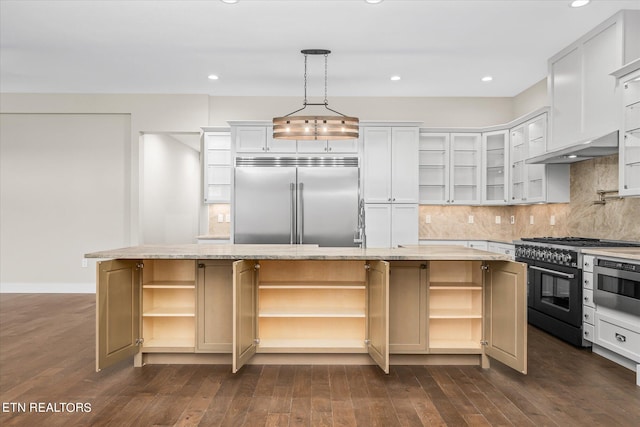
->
[259,308,365,318]
[429,340,482,350]
[430,282,482,290]
[429,308,482,319]
[258,338,366,350]
[143,306,195,317]
[142,337,195,351]
[259,282,365,289]
[143,280,195,289]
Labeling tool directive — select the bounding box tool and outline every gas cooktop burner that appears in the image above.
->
[519,237,640,248]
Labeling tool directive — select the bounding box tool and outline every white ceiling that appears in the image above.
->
[2,0,639,98]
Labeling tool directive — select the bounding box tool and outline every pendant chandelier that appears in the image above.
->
[273,49,359,141]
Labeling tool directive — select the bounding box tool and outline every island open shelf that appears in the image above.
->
[90,244,526,375]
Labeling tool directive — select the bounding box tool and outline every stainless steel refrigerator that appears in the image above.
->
[234,157,361,247]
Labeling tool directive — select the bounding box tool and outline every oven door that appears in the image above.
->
[530,261,582,327]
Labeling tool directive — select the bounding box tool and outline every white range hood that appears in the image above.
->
[526,131,619,164]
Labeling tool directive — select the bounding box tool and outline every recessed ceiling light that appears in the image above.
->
[570,0,590,8]
[208,74,219,80]
[390,75,401,81]
[365,0,384,4]
[481,76,493,82]
[221,0,238,4]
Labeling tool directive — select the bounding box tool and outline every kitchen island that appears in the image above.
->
[85,244,527,375]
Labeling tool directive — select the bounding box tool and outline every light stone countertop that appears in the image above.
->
[582,247,640,262]
[85,244,511,261]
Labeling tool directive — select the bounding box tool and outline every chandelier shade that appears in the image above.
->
[273,115,359,140]
[273,49,359,141]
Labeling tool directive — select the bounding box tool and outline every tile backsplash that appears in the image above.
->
[420,155,639,242]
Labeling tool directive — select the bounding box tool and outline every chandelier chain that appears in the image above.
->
[303,53,308,105]
[324,54,328,105]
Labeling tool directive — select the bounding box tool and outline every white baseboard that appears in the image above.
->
[0,282,95,293]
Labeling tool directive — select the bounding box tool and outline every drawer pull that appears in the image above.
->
[584,330,590,336]
[615,333,626,343]
[584,296,589,302]
[584,314,590,320]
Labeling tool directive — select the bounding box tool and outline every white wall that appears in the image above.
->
[0,94,209,292]
[142,134,200,244]
[0,113,130,292]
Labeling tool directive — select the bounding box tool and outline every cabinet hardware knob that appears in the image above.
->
[615,333,626,343]
[584,296,589,302]
[584,331,590,336]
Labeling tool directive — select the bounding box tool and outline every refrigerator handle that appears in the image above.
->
[289,182,295,244]
[298,182,304,244]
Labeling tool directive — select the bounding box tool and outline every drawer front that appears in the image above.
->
[583,289,594,308]
[624,79,640,106]
[583,323,594,343]
[583,306,595,325]
[582,271,593,290]
[625,102,640,131]
[595,315,640,362]
[582,255,594,273]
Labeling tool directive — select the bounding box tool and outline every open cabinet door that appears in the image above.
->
[96,260,141,371]
[232,260,257,373]
[484,261,527,374]
[367,260,390,374]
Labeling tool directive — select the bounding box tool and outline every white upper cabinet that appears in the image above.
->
[363,126,419,204]
[548,10,640,151]
[297,138,358,153]
[450,133,482,205]
[510,113,569,204]
[620,68,640,197]
[419,132,481,205]
[202,129,232,203]
[481,130,509,205]
[234,125,296,153]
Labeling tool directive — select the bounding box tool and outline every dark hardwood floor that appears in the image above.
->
[1,293,638,426]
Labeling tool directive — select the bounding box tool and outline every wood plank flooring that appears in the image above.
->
[1,293,639,426]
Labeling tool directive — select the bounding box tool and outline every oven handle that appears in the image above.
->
[530,265,575,279]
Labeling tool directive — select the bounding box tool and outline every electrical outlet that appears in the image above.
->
[425,214,431,224]
[225,214,231,223]
[82,258,88,268]
[468,215,474,224]
[217,214,224,223]
[495,216,501,224]
[530,215,534,225]
[510,216,515,224]
[550,215,556,226]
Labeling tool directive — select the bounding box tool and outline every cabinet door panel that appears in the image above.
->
[364,204,391,248]
[235,126,267,152]
[391,204,418,248]
[484,261,527,374]
[363,127,392,202]
[197,261,233,352]
[232,260,257,373]
[367,260,389,374]
[389,262,427,353]
[391,127,419,203]
[96,260,141,371]
[550,47,582,151]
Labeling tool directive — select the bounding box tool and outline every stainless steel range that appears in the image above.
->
[514,237,640,347]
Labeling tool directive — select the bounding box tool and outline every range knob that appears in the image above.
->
[562,253,572,264]
[551,252,559,262]
[544,250,552,262]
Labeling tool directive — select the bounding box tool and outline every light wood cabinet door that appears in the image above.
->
[367,260,390,374]
[197,261,233,353]
[96,260,141,371]
[389,262,427,353]
[232,260,257,373]
[483,261,527,374]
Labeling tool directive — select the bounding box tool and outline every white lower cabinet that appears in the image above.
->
[582,255,595,343]
[365,203,418,248]
[594,311,640,364]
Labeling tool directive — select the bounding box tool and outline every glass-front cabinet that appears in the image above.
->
[481,130,509,205]
[418,132,481,205]
[620,68,640,197]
